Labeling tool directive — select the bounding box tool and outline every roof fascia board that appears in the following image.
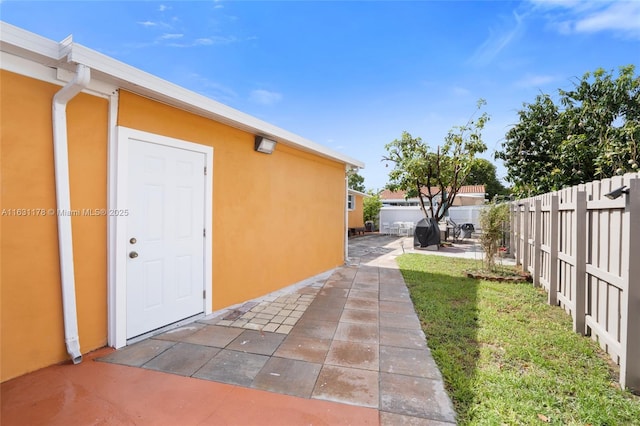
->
[1,50,58,82]
[0,51,116,99]
[0,21,61,66]
[348,189,370,197]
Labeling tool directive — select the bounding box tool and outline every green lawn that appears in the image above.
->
[397,254,640,425]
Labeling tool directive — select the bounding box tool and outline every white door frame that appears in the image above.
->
[109,126,213,348]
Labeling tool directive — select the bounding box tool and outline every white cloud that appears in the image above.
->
[529,0,640,39]
[137,19,174,30]
[187,72,237,102]
[452,86,471,96]
[158,4,170,12]
[574,1,640,37]
[194,38,214,46]
[249,89,283,106]
[514,73,559,88]
[166,35,238,47]
[209,35,238,44]
[160,33,183,40]
[469,11,526,66]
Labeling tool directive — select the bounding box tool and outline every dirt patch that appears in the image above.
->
[465,270,532,283]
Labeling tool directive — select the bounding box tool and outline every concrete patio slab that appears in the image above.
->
[312,364,379,408]
[333,321,380,344]
[97,338,175,367]
[325,340,380,371]
[273,334,332,363]
[380,327,429,349]
[151,322,206,341]
[1,348,379,426]
[289,318,339,339]
[380,346,440,378]
[340,307,380,324]
[143,342,220,376]
[345,296,380,311]
[180,324,244,347]
[379,310,422,330]
[226,329,285,356]
[380,372,456,423]
[252,357,322,398]
[193,349,269,386]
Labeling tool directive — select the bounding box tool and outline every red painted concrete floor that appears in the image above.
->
[1,347,379,426]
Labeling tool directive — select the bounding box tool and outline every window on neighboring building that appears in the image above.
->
[347,194,355,210]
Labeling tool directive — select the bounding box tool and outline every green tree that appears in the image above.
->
[348,171,366,192]
[363,191,383,226]
[383,100,490,221]
[561,65,639,178]
[497,65,639,197]
[466,158,507,200]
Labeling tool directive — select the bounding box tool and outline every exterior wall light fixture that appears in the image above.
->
[255,136,277,154]
[604,185,629,200]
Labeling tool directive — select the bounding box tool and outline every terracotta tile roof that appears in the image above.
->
[380,185,486,199]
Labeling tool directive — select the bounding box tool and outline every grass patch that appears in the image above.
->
[397,254,640,425]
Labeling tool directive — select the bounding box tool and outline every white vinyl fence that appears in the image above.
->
[510,173,640,391]
[379,206,425,227]
[380,205,484,230]
[447,205,484,230]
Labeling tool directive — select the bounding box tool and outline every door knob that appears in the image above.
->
[129,251,138,259]
[130,237,137,244]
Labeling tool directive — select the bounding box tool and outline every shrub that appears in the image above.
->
[479,202,510,271]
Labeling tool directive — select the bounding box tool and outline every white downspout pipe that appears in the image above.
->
[345,165,352,263]
[52,63,90,364]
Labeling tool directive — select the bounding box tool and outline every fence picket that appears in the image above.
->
[510,173,639,392]
[574,190,587,335]
[523,202,529,273]
[533,199,542,287]
[620,178,640,390]
[549,195,559,306]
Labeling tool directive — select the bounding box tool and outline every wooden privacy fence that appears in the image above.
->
[510,173,640,392]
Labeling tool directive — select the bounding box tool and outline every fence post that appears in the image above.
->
[522,202,529,272]
[573,190,587,335]
[533,199,542,287]
[510,203,516,261]
[620,178,640,392]
[548,195,559,306]
[511,201,522,266]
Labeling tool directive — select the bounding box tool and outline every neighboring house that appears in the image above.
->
[347,189,368,229]
[379,185,486,207]
[0,23,364,382]
[379,186,487,231]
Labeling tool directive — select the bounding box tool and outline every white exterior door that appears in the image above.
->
[126,138,206,338]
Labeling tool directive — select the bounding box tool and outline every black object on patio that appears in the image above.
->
[413,217,441,248]
[460,223,475,239]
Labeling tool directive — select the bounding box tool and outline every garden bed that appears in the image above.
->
[465,268,531,282]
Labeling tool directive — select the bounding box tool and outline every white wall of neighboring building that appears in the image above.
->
[379,207,425,227]
[380,205,485,230]
[447,205,484,230]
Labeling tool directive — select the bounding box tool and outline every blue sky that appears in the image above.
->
[2,1,639,191]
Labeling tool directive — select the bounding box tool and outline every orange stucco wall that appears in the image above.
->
[118,91,346,309]
[1,70,109,381]
[0,74,347,381]
[347,193,365,228]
